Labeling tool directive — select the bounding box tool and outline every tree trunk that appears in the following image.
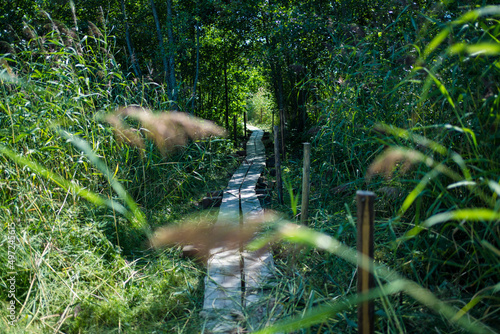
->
[121,0,141,77]
[265,35,284,113]
[191,23,200,114]
[224,55,229,130]
[275,60,284,112]
[166,0,178,107]
[150,0,171,99]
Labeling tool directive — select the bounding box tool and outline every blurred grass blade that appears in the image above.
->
[454,6,500,25]
[399,166,442,216]
[423,28,451,59]
[271,223,496,334]
[423,6,500,59]
[487,180,500,197]
[450,42,500,56]
[447,181,476,189]
[424,209,500,227]
[59,129,150,235]
[406,208,500,238]
[253,281,404,334]
[0,144,128,216]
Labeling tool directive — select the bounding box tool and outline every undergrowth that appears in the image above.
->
[0,20,236,333]
[265,5,500,334]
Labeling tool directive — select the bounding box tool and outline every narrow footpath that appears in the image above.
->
[201,126,275,333]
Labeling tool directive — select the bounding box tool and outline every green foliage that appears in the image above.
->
[246,86,274,126]
[1,1,499,333]
[267,2,500,333]
[249,222,496,334]
[0,21,235,333]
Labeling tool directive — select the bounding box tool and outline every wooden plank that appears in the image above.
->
[240,129,276,331]
[202,126,276,333]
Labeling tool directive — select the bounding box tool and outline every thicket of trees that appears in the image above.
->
[2,0,471,129]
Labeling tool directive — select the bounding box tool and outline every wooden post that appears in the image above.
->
[224,57,229,130]
[233,114,237,147]
[273,126,282,204]
[356,191,375,334]
[244,112,247,138]
[272,110,274,132]
[300,143,311,225]
[279,109,285,161]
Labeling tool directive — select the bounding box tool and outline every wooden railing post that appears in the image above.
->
[300,142,311,225]
[244,112,247,138]
[272,109,274,132]
[233,114,237,147]
[279,109,285,161]
[356,191,375,334]
[273,126,283,204]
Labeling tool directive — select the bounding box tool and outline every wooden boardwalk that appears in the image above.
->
[201,127,275,333]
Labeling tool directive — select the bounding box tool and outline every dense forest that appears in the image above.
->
[0,0,499,333]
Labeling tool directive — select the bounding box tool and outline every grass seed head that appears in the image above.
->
[150,212,278,261]
[367,148,420,180]
[106,106,226,155]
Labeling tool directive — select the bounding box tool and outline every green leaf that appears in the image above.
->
[444,124,478,149]
[447,181,477,189]
[422,68,456,109]
[399,167,442,216]
[488,180,500,196]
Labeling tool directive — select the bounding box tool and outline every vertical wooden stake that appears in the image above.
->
[279,109,285,161]
[300,143,311,225]
[224,57,229,129]
[233,114,237,147]
[273,126,283,205]
[356,191,375,334]
[244,112,247,139]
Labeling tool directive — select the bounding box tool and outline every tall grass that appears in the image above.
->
[0,17,236,333]
[267,5,500,333]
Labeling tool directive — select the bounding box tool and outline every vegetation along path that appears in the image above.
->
[201,126,275,333]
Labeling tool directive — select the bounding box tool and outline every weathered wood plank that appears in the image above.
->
[240,129,277,331]
[202,127,276,333]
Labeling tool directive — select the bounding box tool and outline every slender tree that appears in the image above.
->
[150,0,171,100]
[165,0,178,105]
[224,52,229,129]
[191,22,201,114]
[121,0,141,77]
